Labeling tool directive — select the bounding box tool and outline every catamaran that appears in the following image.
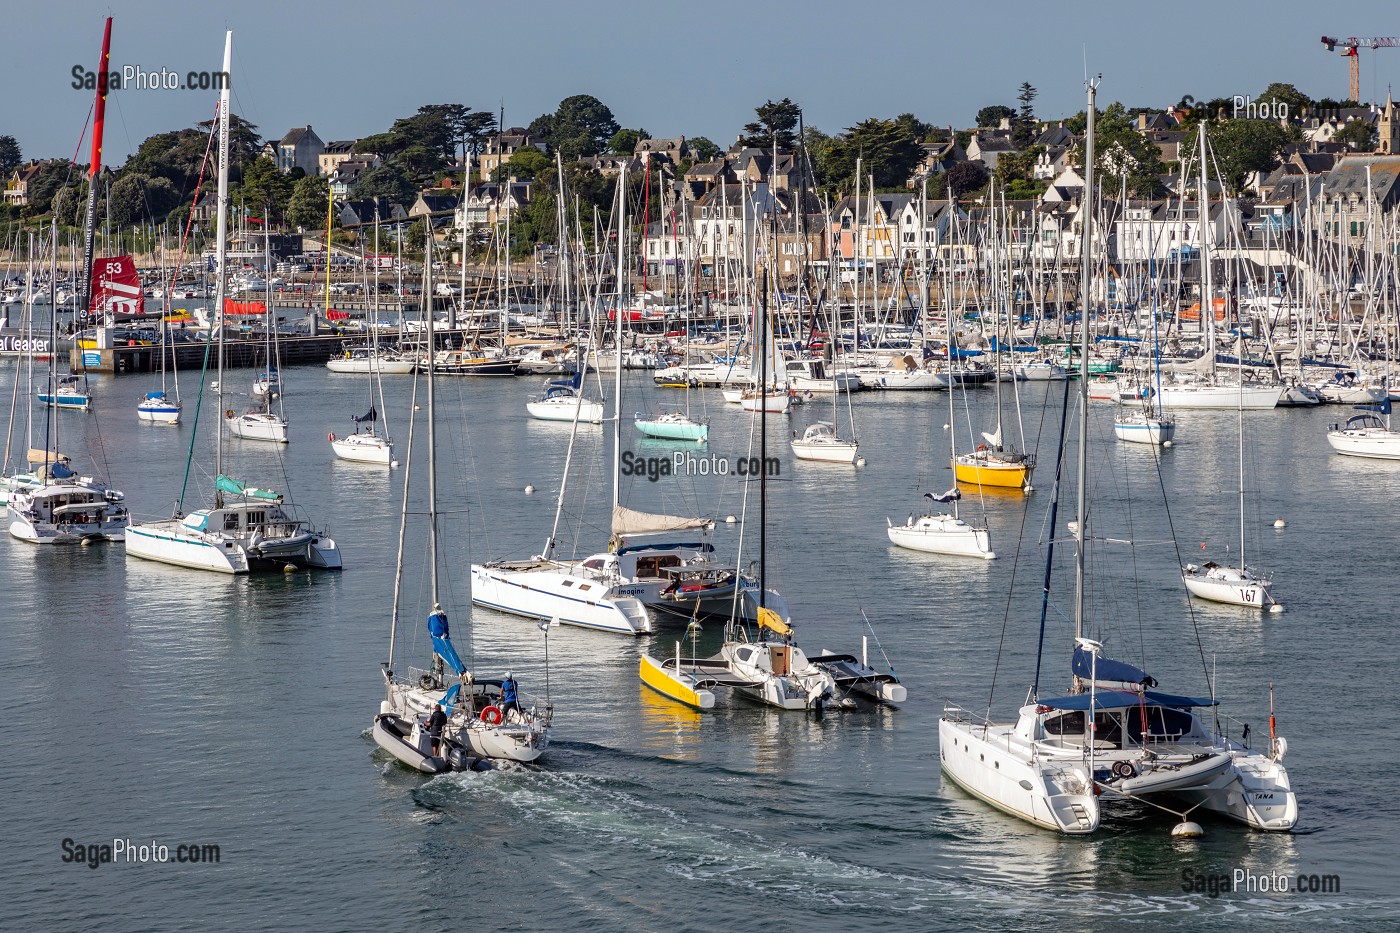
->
[124,31,340,575]
[939,82,1296,836]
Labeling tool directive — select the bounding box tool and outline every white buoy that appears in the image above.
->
[1171,821,1204,838]
[1273,518,1286,529]
[1162,439,1173,448]
[856,457,866,467]
[1269,604,1284,614]
[283,563,297,574]
[724,515,737,524]
[413,404,422,411]
[524,485,535,495]
[390,460,400,469]
[942,423,950,430]
[80,538,93,548]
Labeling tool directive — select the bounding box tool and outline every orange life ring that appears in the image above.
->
[480,705,503,725]
[328,432,336,442]
[225,409,235,419]
[977,443,987,452]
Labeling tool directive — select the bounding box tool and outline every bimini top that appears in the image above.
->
[1039,689,1218,712]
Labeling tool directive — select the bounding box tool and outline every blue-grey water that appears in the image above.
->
[3,332,1397,931]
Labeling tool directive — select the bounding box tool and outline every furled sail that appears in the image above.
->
[925,488,961,503]
[611,504,712,535]
[215,474,282,501]
[1071,645,1157,688]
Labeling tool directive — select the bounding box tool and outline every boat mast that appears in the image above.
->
[213,31,232,499]
[1197,120,1215,382]
[1073,77,1098,647]
[611,161,626,518]
[424,230,439,604]
[78,17,112,335]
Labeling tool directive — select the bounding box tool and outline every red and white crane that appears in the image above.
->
[1321,36,1400,103]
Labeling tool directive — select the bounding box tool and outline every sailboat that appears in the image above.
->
[641,255,904,712]
[1326,397,1400,458]
[374,236,550,768]
[635,409,708,442]
[125,30,340,575]
[1114,220,1174,445]
[137,315,181,423]
[228,241,288,443]
[526,373,605,424]
[939,81,1296,835]
[330,235,394,465]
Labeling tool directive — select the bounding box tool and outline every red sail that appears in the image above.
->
[223,300,267,315]
[90,255,145,319]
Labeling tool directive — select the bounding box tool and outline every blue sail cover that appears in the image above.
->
[1072,646,1157,687]
[353,406,377,424]
[547,371,583,390]
[439,682,461,716]
[427,610,466,675]
[1356,398,1392,415]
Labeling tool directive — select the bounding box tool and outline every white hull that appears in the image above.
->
[526,398,605,423]
[137,403,181,424]
[125,521,249,573]
[740,393,792,414]
[326,357,416,374]
[1326,427,1400,459]
[470,562,653,634]
[331,433,394,464]
[790,440,858,463]
[887,514,994,559]
[939,717,1099,834]
[1113,416,1175,445]
[229,413,288,443]
[7,509,127,544]
[1182,565,1275,609]
[1140,384,1283,410]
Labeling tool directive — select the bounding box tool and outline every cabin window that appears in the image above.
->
[224,513,238,531]
[1042,710,1084,736]
[582,559,604,570]
[562,580,574,587]
[1126,706,1194,743]
[736,648,753,663]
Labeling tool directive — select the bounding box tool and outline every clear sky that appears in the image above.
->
[7,0,1400,163]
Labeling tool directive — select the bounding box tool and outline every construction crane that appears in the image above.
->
[1321,36,1400,103]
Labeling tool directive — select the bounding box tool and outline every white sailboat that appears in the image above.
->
[125,31,340,576]
[1326,397,1400,459]
[330,231,394,466]
[375,255,550,768]
[939,81,1296,836]
[229,238,288,443]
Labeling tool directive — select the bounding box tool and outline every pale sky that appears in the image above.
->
[7,0,1400,164]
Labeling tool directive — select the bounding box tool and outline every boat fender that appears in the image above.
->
[328,432,336,442]
[1112,761,1137,780]
[225,409,236,419]
[480,705,503,725]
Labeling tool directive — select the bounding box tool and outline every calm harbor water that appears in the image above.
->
[3,335,1397,931]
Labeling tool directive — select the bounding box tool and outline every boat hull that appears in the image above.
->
[790,440,858,463]
[1182,566,1274,609]
[527,399,605,423]
[125,521,249,573]
[639,655,716,710]
[229,414,288,443]
[331,434,394,464]
[953,455,1033,490]
[136,403,181,424]
[887,516,994,559]
[470,563,653,634]
[635,419,708,442]
[1326,429,1400,459]
[1114,416,1175,445]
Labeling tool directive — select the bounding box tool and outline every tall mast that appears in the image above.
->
[424,230,439,603]
[213,30,232,492]
[611,163,627,516]
[1197,120,1215,381]
[1073,77,1098,644]
[79,17,112,331]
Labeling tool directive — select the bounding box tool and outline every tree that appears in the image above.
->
[0,135,20,176]
[528,95,620,159]
[461,111,498,157]
[492,148,550,181]
[1013,83,1038,147]
[608,128,646,154]
[194,113,261,182]
[687,136,722,162]
[1205,118,1291,193]
[822,118,924,191]
[1335,119,1377,152]
[351,164,414,206]
[740,98,802,149]
[234,156,295,223]
[943,160,988,197]
[995,145,1044,200]
[975,105,1014,128]
[286,175,330,231]
[1256,82,1312,117]
[52,185,82,227]
[894,113,934,142]
[1071,103,1165,198]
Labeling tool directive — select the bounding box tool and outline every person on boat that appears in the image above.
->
[500,673,521,721]
[425,705,447,760]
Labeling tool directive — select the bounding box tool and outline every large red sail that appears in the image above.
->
[79,17,113,324]
[90,256,145,320]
